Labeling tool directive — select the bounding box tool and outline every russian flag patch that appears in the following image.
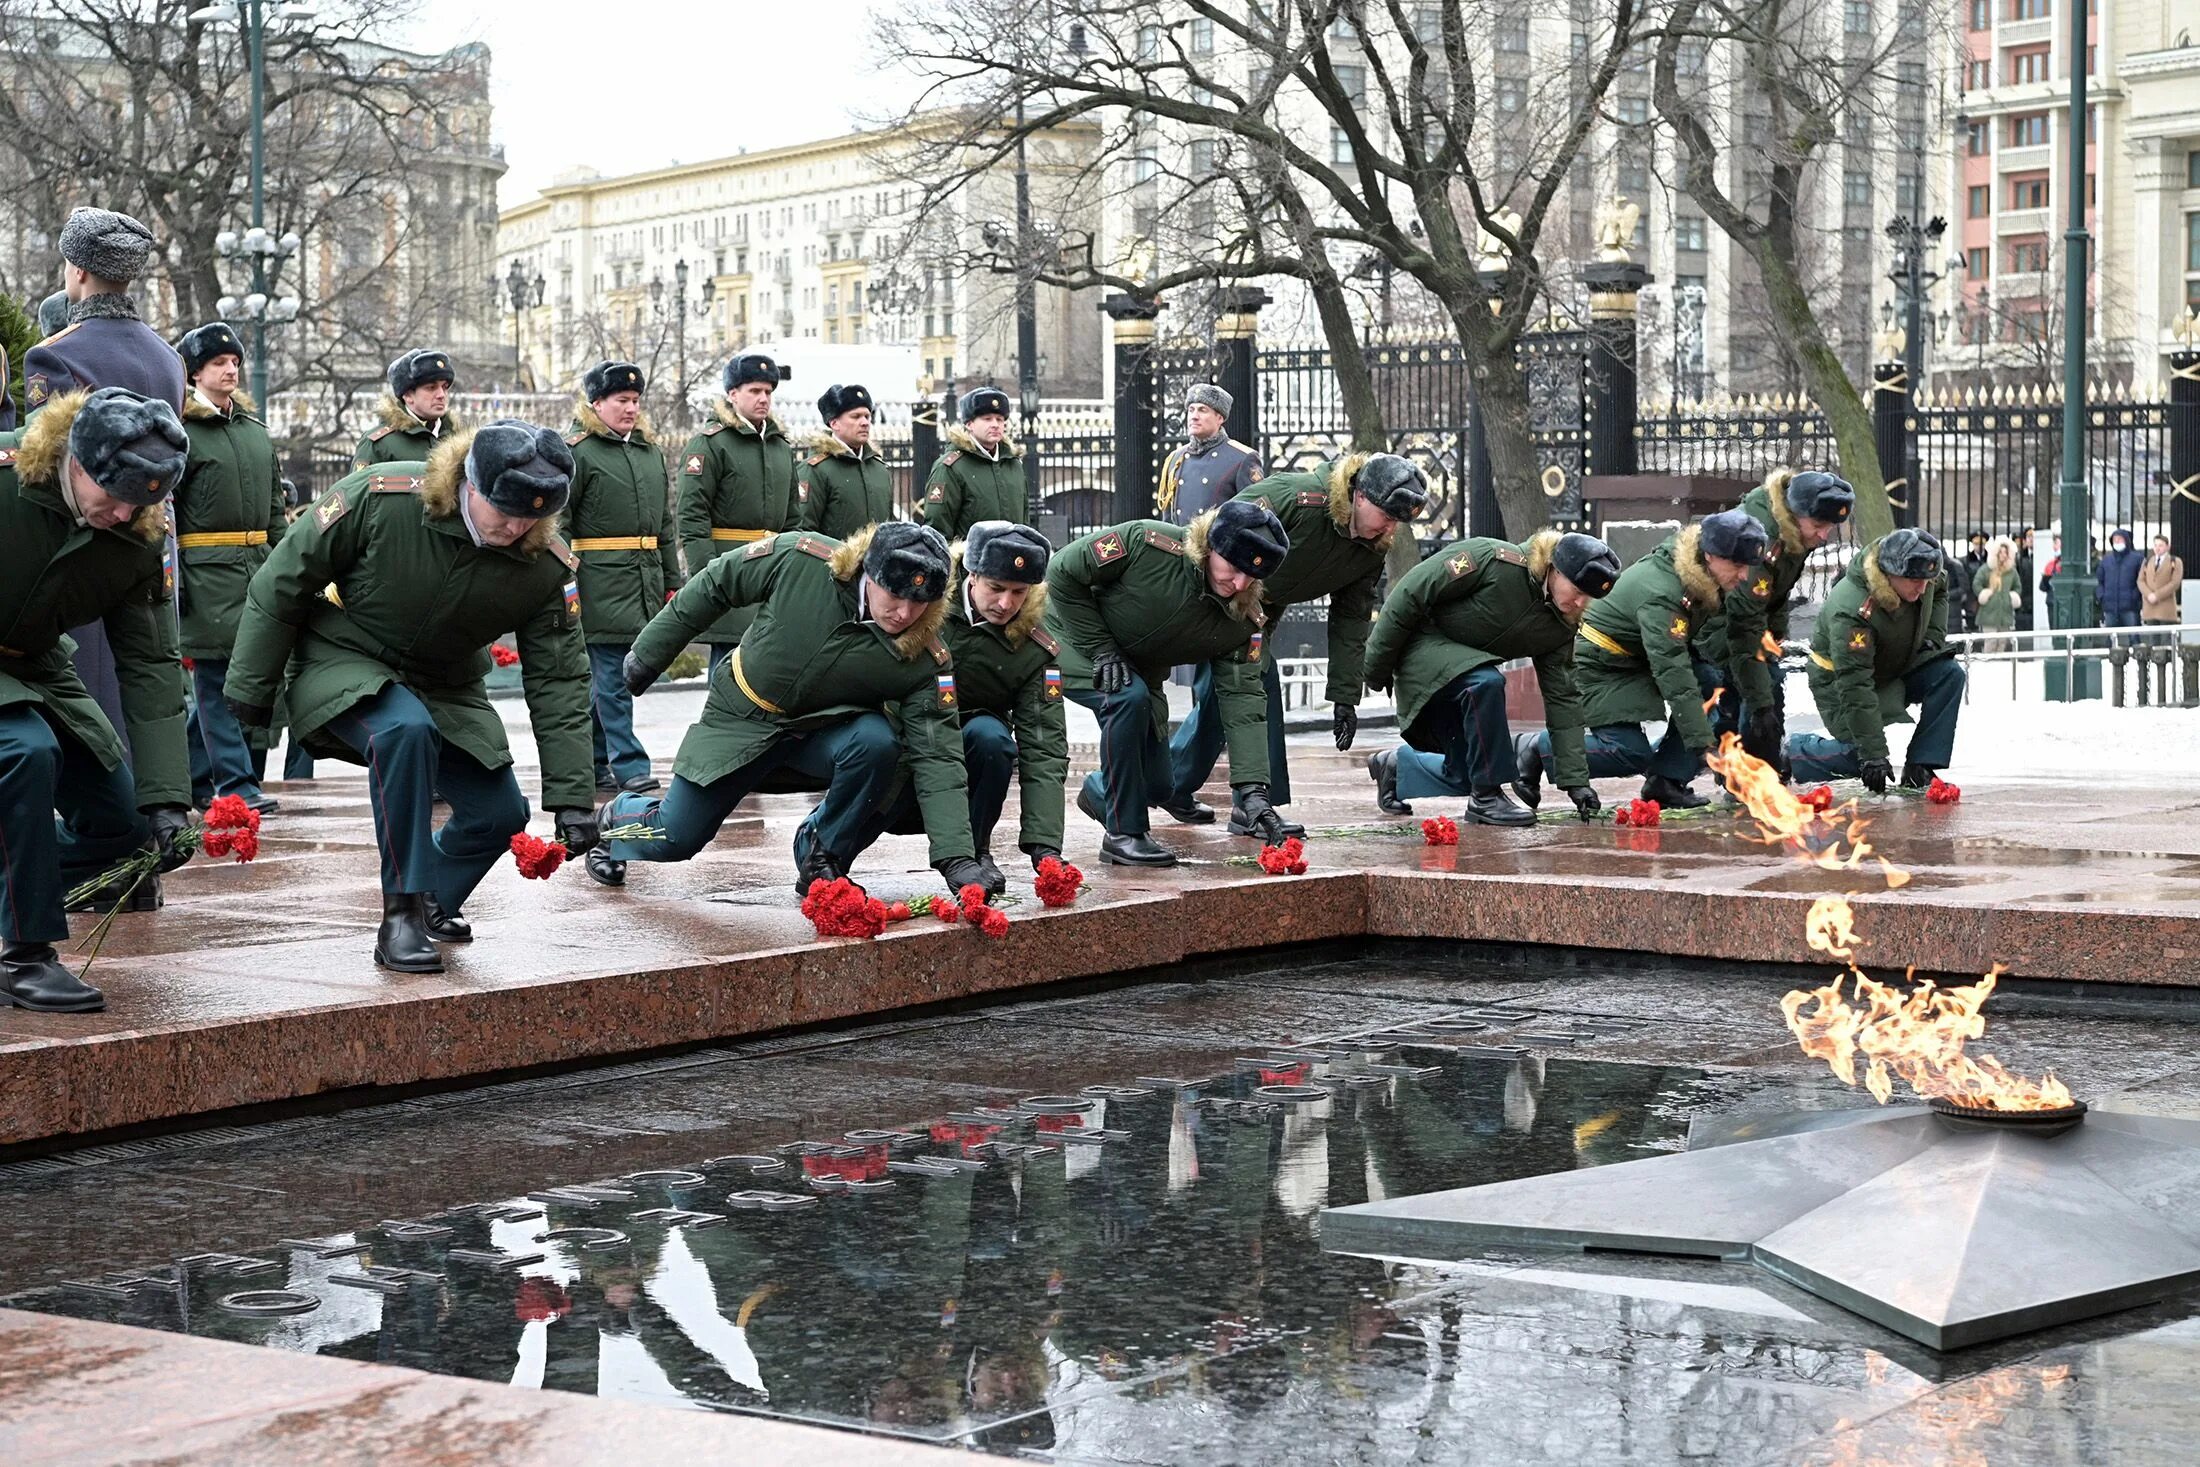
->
[936,672,957,708]
[1044,667,1062,700]
[564,580,581,619]
[1248,632,1263,662]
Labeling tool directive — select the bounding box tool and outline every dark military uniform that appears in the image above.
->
[226,438,593,913]
[674,402,799,660]
[1156,433,1261,524]
[176,389,285,805]
[1043,517,1269,837]
[1692,482,1803,743]
[1792,544,1963,781]
[22,296,185,414]
[603,526,973,872]
[1367,532,1591,799]
[914,425,1026,543]
[0,398,188,948]
[353,391,458,470]
[1166,460,1386,812]
[796,434,894,542]
[563,400,678,789]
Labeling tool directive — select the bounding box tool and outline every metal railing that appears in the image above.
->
[1940,624,2200,707]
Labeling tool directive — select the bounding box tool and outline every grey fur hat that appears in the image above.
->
[37,291,69,337]
[1875,528,1946,581]
[1700,507,1771,565]
[387,348,456,400]
[963,520,1050,584]
[59,207,155,283]
[1553,532,1622,598]
[464,419,574,519]
[68,387,189,506]
[818,382,873,422]
[863,520,951,602]
[1350,454,1430,522]
[1783,469,1855,525]
[1186,382,1233,418]
[959,386,1010,422]
[1208,499,1289,578]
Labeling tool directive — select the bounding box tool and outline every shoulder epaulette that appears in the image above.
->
[1493,546,1527,566]
[1229,439,1256,454]
[806,452,827,467]
[744,536,778,559]
[795,535,834,561]
[940,450,961,467]
[547,534,579,571]
[1294,489,1327,507]
[1445,548,1476,578]
[1143,528,1182,554]
[927,636,951,666]
[368,425,395,442]
[565,431,587,447]
[700,421,726,437]
[1029,626,1060,656]
[36,322,82,347]
[367,474,423,494]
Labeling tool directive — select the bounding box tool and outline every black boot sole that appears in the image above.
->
[374,946,445,974]
[1227,815,1308,839]
[1,989,105,1014]
[1463,808,1535,828]
[1099,847,1178,868]
[1158,803,1215,825]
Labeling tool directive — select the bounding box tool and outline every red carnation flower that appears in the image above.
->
[509,832,567,879]
[978,906,1010,939]
[935,899,961,924]
[1421,817,1459,846]
[1033,855,1084,907]
[1801,785,1835,813]
[490,643,520,668]
[1257,836,1309,876]
[1927,776,1962,805]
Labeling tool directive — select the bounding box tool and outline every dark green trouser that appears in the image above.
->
[0,705,148,944]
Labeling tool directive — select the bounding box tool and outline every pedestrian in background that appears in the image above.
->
[1971,537,2020,654]
[2139,534,2182,643]
[2096,527,2143,640]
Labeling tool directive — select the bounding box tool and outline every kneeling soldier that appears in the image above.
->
[798,383,893,540]
[593,522,986,898]
[355,348,459,469]
[175,322,285,815]
[566,360,678,795]
[226,421,597,974]
[1520,508,1768,810]
[1166,452,1428,837]
[849,522,1068,895]
[1789,529,1965,794]
[1046,500,1291,867]
[0,388,197,1013]
[1365,530,1621,826]
[915,388,1028,543]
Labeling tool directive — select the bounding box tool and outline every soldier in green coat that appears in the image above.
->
[174,322,285,815]
[1045,500,1293,866]
[0,388,197,1013]
[353,348,459,470]
[1693,467,1855,771]
[1790,529,1965,793]
[1518,509,1768,809]
[851,522,1069,895]
[564,360,678,795]
[1364,530,1621,827]
[913,387,1028,542]
[594,522,989,898]
[226,421,598,975]
[797,383,894,541]
[675,352,798,669]
[1165,452,1428,837]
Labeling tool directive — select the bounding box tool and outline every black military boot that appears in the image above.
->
[244,790,281,816]
[66,872,161,914]
[792,829,843,896]
[1464,786,1535,827]
[1367,749,1412,815]
[620,773,662,794]
[1228,801,1306,839]
[1641,773,1710,809]
[1076,783,1108,826]
[1510,733,1545,810]
[1,941,104,1013]
[585,847,627,888]
[1899,762,1937,790]
[1158,794,1215,825]
[374,893,443,974]
[1099,832,1178,867]
[421,893,472,943]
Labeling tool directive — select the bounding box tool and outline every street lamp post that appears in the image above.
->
[500,258,543,389]
[2049,0,2098,696]
[674,259,690,429]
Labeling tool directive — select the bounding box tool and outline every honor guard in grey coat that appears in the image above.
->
[1155,383,1262,524]
[22,208,186,415]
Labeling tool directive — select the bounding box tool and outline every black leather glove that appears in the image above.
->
[1859,759,1893,795]
[553,808,600,856]
[1565,785,1601,820]
[146,806,197,873]
[936,855,993,896]
[621,652,659,698]
[1332,702,1358,751]
[228,697,273,729]
[1742,706,1789,777]
[1091,649,1131,695]
[1233,783,1288,844]
[1027,846,1062,872]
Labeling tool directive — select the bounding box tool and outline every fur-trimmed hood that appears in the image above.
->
[1859,546,1910,612]
[949,542,1049,646]
[1759,468,1805,557]
[378,390,459,435]
[1325,453,1368,534]
[943,422,1023,462]
[1983,536,2018,575]
[574,398,653,444]
[1182,508,1268,623]
[13,390,170,542]
[827,522,955,660]
[182,387,258,422]
[421,428,564,556]
[712,398,787,439]
[1523,528,1561,581]
[808,428,885,463]
[1673,524,1721,607]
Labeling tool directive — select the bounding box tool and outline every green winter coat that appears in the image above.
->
[913,424,1026,543]
[630,525,973,864]
[175,389,286,659]
[796,432,895,542]
[1230,456,1389,706]
[1041,512,1271,786]
[352,391,459,470]
[1972,552,2020,632]
[1806,542,1954,763]
[938,576,1069,853]
[226,430,595,812]
[1363,531,1590,789]
[0,393,189,808]
[562,401,680,644]
[1574,524,1727,748]
[675,399,800,646]
[1694,480,1805,708]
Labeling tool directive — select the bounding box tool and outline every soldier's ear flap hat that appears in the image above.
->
[388,348,457,399]
[1351,454,1429,521]
[177,322,245,380]
[465,419,574,518]
[1209,499,1289,579]
[963,520,1050,584]
[958,386,1011,422]
[1784,469,1855,524]
[819,383,873,422]
[1699,507,1770,565]
[1875,528,1947,581]
[1186,382,1233,418]
[1553,532,1622,598]
[864,521,952,602]
[583,360,645,402]
[725,352,781,391]
[37,290,69,338]
[59,206,155,283]
[69,387,188,507]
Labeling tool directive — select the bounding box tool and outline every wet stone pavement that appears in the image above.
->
[8,943,2200,1464]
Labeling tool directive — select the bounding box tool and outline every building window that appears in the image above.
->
[1331,127,1354,165]
[1495,15,1529,52]
[1844,2,1872,36]
[1190,138,1217,175]
[1137,24,1159,60]
[1675,216,1707,251]
[1965,58,1992,89]
[1969,0,1990,27]
[1614,94,1649,125]
[2008,46,2050,84]
[2006,236,2048,273]
[2188,151,2200,188]
[2009,173,2048,209]
[1132,152,1157,183]
[2188,212,2200,305]
[1965,246,1989,277]
[1497,78,1528,115]
[2008,112,2048,146]
[1412,7,1440,43]
[1845,171,1873,207]
[1191,17,1213,52]
[1619,158,1649,194]
[2009,0,2048,17]
[1334,64,1366,103]
[1896,173,1921,212]
[1965,120,1989,155]
[1969,183,1992,217]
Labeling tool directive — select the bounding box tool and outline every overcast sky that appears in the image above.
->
[393,1,920,209]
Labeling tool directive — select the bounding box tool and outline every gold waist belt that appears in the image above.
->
[176,530,268,548]
[729,648,784,714]
[570,535,659,551]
